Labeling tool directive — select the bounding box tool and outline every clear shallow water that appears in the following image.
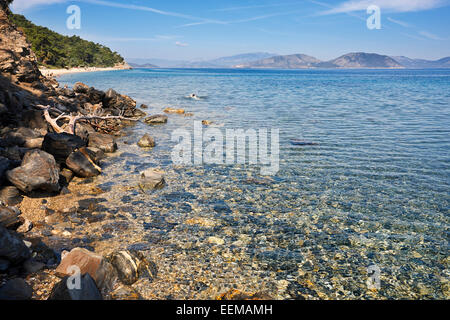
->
[59,68,449,299]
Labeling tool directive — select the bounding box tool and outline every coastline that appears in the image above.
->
[39,64,132,78]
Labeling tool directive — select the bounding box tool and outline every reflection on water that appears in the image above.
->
[59,68,450,299]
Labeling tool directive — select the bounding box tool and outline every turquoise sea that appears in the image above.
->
[59,68,450,299]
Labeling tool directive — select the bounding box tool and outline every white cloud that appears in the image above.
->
[175,41,188,47]
[11,0,68,11]
[387,17,411,28]
[321,0,448,15]
[418,30,444,40]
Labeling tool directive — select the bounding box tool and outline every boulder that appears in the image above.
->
[49,273,102,300]
[21,110,48,132]
[109,250,155,285]
[0,186,23,206]
[164,107,185,114]
[66,149,101,178]
[0,205,21,230]
[139,169,165,190]
[6,149,60,193]
[0,278,33,300]
[137,134,155,148]
[55,248,117,292]
[144,115,168,125]
[0,225,31,264]
[88,132,117,153]
[73,82,89,94]
[0,156,9,184]
[85,147,105,162]
[42,133,86,164]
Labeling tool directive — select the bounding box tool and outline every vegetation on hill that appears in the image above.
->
[8,12,124,68]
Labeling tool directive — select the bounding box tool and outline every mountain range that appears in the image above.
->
[127,52,450,69]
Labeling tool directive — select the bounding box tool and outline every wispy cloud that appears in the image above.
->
[387,17,411,28]
[11,0,67,11]
[211,2,299,12]
[175,41,189,47]
[320,0,449,15]
[418,30,445,40]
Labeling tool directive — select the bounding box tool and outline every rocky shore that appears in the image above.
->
[0,2,167,300]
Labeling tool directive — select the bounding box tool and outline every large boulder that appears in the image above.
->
[6,149,60,193]
[0,225,31,264]
[0,278,33,300]
[88,132,117,153]
[49,273,102,300]
[144,115,168,125]
[42,133,86,164]
[55,248,117,293]
[139,169,165,190]
[66,149,101,178]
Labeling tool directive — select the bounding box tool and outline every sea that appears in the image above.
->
[58,68,450,299]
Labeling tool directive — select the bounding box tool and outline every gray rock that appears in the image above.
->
[0,278,33,300]
[49,273,103,300]
[139,169,165,190]
[0,186,22,206]
[137,134,155,148]
[0,226,31,264]
[66,149,101,178]
[88,132,117,153]
[109,250,156,286]
[42,132,86,164]
[144,114,168,125]
[23,258,45,274]
[6,149,60,193]
[0,205,21,229]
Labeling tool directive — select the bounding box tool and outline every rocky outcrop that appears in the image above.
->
[0,5,42,83]
[6,149,60,193]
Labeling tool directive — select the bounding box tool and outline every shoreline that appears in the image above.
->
[39,64,132,78]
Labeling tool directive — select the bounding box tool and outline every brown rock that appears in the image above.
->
[88,132,117,153]
[137,134,155,148]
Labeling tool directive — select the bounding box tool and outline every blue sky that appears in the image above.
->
[10,0,450,61]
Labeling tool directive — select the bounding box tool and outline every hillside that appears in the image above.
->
[392,56,450,68]
[7,12,125,68]
[235,54,321,69]
[329,53,403,68]
[238,52,405,69]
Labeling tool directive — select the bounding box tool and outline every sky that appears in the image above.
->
[9,0,450,61]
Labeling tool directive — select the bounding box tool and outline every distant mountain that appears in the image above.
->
[391,56,450,68]
[329,52,403,68]
[128,62,159,68]
[236,54,321,69]
[237,52,403,69]
[126,53,277,68]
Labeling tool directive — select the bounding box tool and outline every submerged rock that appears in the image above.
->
[66,149,101,178]
[144,115,168,125]
[88,132,117,153]
[42,133,86,164]
[139,169,165,190]
[164,107,185,114]
[137,134,155,148]
[49,273,102,300]
[6,149,60,193]
[0,278,33,300]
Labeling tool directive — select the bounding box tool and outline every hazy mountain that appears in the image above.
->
[329,52,403,68]
[126,53,277,68]
[128,62,159,68]
[236,54,322,69]
[391,56,450,68]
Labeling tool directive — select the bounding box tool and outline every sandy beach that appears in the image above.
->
[39,63,132,78]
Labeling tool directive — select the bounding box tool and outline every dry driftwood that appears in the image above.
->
[35,104,139,135]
